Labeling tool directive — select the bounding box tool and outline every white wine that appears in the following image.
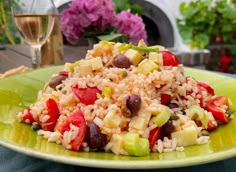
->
[14,14,55,46]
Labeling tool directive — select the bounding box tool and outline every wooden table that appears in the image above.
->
[0,44,89,73]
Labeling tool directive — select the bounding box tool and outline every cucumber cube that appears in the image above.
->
[124,133,150,156]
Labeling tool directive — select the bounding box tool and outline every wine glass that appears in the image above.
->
[12,0,58,69]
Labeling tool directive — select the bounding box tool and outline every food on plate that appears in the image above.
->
[17,40,233,156]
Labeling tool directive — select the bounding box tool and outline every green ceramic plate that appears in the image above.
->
[0,66,236,169]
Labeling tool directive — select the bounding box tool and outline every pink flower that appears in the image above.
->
[113,10,147,45]
[60,0,116,44]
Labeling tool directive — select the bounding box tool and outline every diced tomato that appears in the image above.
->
[59,71,69,77]
[42,98,60,131]
[57,109,86,151]
[197,90,204,108]
[149,127,162,151]
[160,93,171,105]
[160,50,179,66]
[72,85,101,105]
[197,82,215,95]
[205,96,230,124]
[22,108,35,123]
[207,121,217,131]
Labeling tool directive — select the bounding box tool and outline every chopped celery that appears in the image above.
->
[119,43,159,53]
[151,105,171,127]
[131,45,159,53]
[124,133,150,156]
[189,105,207,129]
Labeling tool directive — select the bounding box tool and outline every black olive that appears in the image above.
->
[126,94,141,115]
[112,54,131,68]
[48,75,67,89]
[85,122,107,151]
[161,121,174,137]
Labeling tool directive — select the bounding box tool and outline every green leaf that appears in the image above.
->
[97,33,127,42]
[130,4,142,16]
[112,0,129,13]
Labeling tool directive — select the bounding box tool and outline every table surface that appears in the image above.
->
[0,44,236,172]
[0,44,89,73]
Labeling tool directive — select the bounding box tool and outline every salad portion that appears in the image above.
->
[17,40,233,156]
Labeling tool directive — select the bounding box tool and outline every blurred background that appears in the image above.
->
[0,0,236,72]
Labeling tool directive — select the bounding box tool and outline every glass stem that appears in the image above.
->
[31,46,41,69]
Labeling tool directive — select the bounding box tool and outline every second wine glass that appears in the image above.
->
[12,0,58,69]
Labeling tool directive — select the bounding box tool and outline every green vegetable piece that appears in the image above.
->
[151,105,171,127]
[189,105,207,129]
[119,43,159,53]
[228,98,236,112]
[131,45,159,53]
[124,133,150,156]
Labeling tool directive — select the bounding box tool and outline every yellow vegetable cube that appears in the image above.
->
[103,112,121,128]
[89,57,103,71]
[79,61,93,76]
[110,134,125,155]
[129,116,147,130]
[102,86,112,98]
[124,49,142,66]
[137,59,158,76]
[171,126,198,147]
[149,52,163,65]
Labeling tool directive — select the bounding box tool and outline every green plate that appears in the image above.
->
[0,66,236,169]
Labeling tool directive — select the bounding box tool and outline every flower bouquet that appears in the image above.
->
[60,0,147,45]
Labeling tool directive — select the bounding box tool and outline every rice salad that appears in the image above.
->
[17,40,233,156]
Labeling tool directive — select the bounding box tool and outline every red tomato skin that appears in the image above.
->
[149,127,162,151]
[160,50,179,66]
[160,93,171,105]
[207,121,217,131]
[59,71,69,77]
[197,82,215,95]
[42,98,60,131]
[58,109,86,151]
[205,96,229,124]
[72,85,101,105]
[22,108,35,123]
